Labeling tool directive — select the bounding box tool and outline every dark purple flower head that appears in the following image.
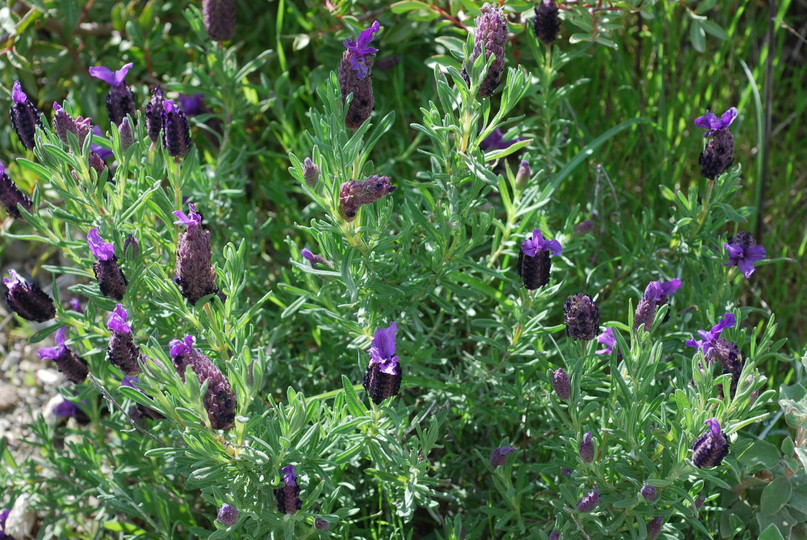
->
[89,63,134,87]
[314,518,330,530]
[53,102,93,148]
[534,0,560,44]
[275,464,302,514]
[549,531,561,540]
[686,313,736,357]
[692,417,729,468]
[108,304,131,333]
[37,326,89,383]
[552,368,571,400]
[173,203,203,227]
[146,85,165,143]
[179,93,205,117]
[339,175,395,221]
[3,269,55,322]
[694,107,737,137]
[302,157,320,187]
[88,228,115,261]
[463,4,508,97]
[344,21,381,80]
[561,467,572,477]
[574,219,594,235]
[90,126,114,160]
[479,128,524,152]
[10,80,43,150]
[640,484,657,503]
[724,232,765,278]
[217,503,238,526]
[695,495,706,509]
[490,446,514,468]
[579,432,594,463]
[368,322,400,375]
[521,229,562,257]
[0,161,34,219]
[595,327,616,355]
[162,100,193,159]
[203,0,236,41]
[576,486,599,513]
[647,516,663,540]
[564,294,600,341]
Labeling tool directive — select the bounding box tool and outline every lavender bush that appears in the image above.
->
[0,2,804,539]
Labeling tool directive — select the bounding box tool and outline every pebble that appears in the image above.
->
[37,368,62,386]
[0,382,19,411]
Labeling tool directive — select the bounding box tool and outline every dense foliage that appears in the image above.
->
[0,1,805,539]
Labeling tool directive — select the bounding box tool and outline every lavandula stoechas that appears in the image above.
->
[363,322,403,404]
[552,368,571,400]
[203,0,236,42]
[518,229,561,290]
[52,103,92,147]
[463,4,508,97]
[533,0,560,45]
[88,228,127,300]
[9,81,43,150]
[578,432,594,463]
[564,294,599,341]
[37,327,89,384]
[0,162,33,219]
[162,100,192,159]
[338,21,381,129]
[275,465,302,514]
[692,418,729,468]
[576,486,599,513]
[339,175,395,221]
[634,279,681,332]
[695,107,737,180]
[169,336,236,430]
[173,204,219,304]
[2,270,55,322]
[89,63,136,126]
[107,304,141,375]
[724,232,765,278]
[145,86,165,143]
[490,446,514,468]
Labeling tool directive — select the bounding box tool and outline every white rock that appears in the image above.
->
[5,492,37,539]
[37,368,62,386]
[0,383,19,411]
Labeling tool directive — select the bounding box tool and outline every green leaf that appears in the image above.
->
[760,478,792,516]
[341,375,367,417]
[390,0,431,13]
[758,523,786,540]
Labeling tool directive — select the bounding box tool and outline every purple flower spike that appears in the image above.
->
[463,4,508,97]
[173,204,219,304]
[108,304,131,333]
[595,327,616,355]
[552,368,571,400]
[534,0,560,44]
[692,417,729,468]
[521,229,562,257]
[579,432,594,463]
[3,269,55,322]
[686,313,736,357]
[694,107,737,137]
[576,486,599,513]
[1,161,34,219]
[275,465,302,514]
[162,100,193,159]
[10,81,44,150]
[490,446,514,468]
[88,228,115,261]
[344,21,381,80]
[89,63,134,87]
[364,322,403,404]
[37,327,89,384]
[339,175,395,221]
[723,232,766,278]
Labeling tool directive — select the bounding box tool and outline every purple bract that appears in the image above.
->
[685,313,736,357]
[108,304,131,333]
[521,229,562,257]
[89,63,134,87]
[87,228,115,261]
[368,322,400,375]
[344,21,381,79]
[595,327,616,355]
[694,107,737,137]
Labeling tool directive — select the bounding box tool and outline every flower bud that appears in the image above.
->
[302,157,320,187]
[88,152,108,179]
[146,86,165,143]
[314,518,330,530]
[640,484,657,503]
[515,160,531,189]
[53,103,92,147]
[710,337,743,398]
[107,305,141,375]
[576,486,599,513]
[37,327,88,384]
[695,495,706,509]
[216,503,238,526]
[647,516,663,540]
[123,234,139,257]
[0,162,33,219]
[552,368,571,400]
[563,294,599,341]
[173,204,219,304]
[692,418,729,468]
[275,465,302,515]
[339,21,380,128]
[578,432,594,463]
[301,248,333,269]
[118,117,134,150]
[88,229,127,300]
[203,0,236,42]
[574,219,594,235]
[549,531,561,540]
[462,4,508,97]
[694,107,737,180]
[339,175,395,221]
[169,335,236,430]
[162,100,193,159]
[9,81,43,150]
[634,281,662,332]
[490,446,514,468]
[2,270,55,322]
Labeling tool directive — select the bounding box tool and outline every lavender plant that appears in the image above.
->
[0,1,804,539]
